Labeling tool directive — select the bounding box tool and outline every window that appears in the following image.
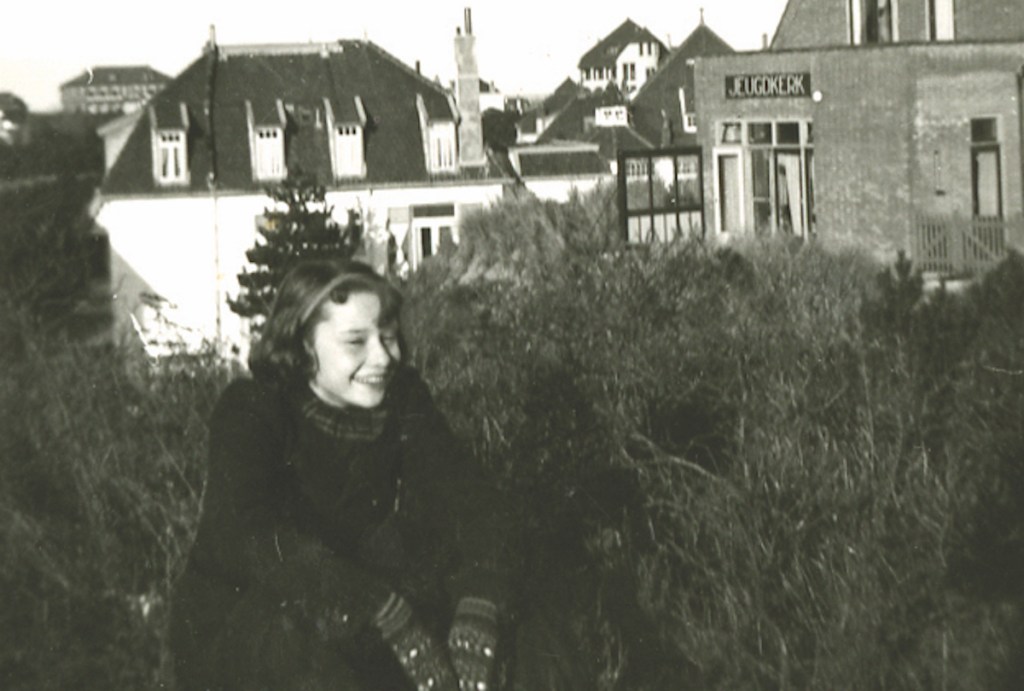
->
[155,130,187,184]
[427,123,457,173]
[928,0,955,40]
[721,122,742,144]
[971,118,1001,218]
[253,127,286,180]
[715,118,814,237]
[623,63,636,82]
[678,88,697,133]
[849,0,897,44]
[410,205,456,269]
[333,124,364,178]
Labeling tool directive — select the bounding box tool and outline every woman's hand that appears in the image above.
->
[448,597,499,691]
[375,593,458,691]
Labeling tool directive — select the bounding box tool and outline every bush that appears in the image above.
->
[403,191,1024,689]
[0,314,234,690]
[5,182,1024,688]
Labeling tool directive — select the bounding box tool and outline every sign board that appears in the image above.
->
[726,73,812,99]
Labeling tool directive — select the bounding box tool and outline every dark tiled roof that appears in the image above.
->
[631,22,733,145]
[516,78,580,130]
[578,19,667,70]
[583,126,653,159]
[61,65,171,89]
[103,41,501,196]
[536,85,627,143]
[514,146,609,177]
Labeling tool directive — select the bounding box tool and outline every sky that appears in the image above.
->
[2,0,790,112]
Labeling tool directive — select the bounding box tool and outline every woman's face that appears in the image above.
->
[307,291,401,409]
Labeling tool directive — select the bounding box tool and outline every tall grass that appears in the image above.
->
[402,189,1024,689]
[2,186,1022,688]
[0,308,233,690]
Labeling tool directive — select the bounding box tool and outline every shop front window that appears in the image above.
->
[714,118,814,238]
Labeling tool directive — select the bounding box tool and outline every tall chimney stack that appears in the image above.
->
[454,7,486,168]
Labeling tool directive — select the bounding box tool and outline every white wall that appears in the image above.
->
[98,181,508,353]
[523,175,611,202]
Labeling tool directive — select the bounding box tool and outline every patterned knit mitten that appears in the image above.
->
[375,593,458,691]
[447,597,499,691]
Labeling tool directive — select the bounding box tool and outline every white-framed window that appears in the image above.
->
[928,0,955,41]
[253,127,285,181]
[333,124,364,178]
[155,130,187,185]
[849,0,898,44]
[623,63,636,83]
[678,88,697,133]
[713,119,815,238]
[408,204,456,270]
[427,123,457,173]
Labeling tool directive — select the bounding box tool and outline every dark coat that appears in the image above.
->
[169,366,515,691]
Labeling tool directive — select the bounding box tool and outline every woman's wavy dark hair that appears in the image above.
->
[249,259,403,388]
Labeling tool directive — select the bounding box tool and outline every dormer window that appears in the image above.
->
[428,123,457,172]
[149,103,190,186]
[156,131,187,184]
[324,96,367,180]
[246,100,287,182]
[254,127,285,180]
[596,106,629,128]
[416,94,458,175]
[334,125,364,177]
[678,88,697,134]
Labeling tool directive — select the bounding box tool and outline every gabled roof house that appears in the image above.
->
[97,12,514,353]
[630,19,734,146]
[578,19,668,96]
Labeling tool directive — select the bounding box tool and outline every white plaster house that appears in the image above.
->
[96,11,515,354]
[578,19,668,97]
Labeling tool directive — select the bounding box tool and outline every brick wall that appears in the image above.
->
[695,42,1024,259]
[773,0,1024,50]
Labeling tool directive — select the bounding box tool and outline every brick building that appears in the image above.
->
[61,66,170,115]
[692,0,1024,272]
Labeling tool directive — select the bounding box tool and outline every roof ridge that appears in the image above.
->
[218,41,349,57]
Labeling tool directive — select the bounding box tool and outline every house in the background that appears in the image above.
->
[515,78,582,144]
[578,19,668,96]
[61,66,171,115]
[689,0,1024,274]
[630,16,734,147]
[96,10,515,354]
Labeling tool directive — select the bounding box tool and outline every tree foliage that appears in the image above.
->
[228,175,362,327]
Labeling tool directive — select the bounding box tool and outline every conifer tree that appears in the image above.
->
[229,175,362,328]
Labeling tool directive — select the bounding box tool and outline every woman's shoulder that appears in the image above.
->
[212,376,291,426]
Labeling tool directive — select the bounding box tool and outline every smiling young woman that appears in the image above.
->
[167,259,586,691]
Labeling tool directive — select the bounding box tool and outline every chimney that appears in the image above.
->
[762,33,769,49]
[206,24,217,53]
[415,60,421,74]
[454,7,486,168]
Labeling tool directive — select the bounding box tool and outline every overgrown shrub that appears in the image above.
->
[0,313,234,690]
[402,189,1024,689]
[4,183,1024,689]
